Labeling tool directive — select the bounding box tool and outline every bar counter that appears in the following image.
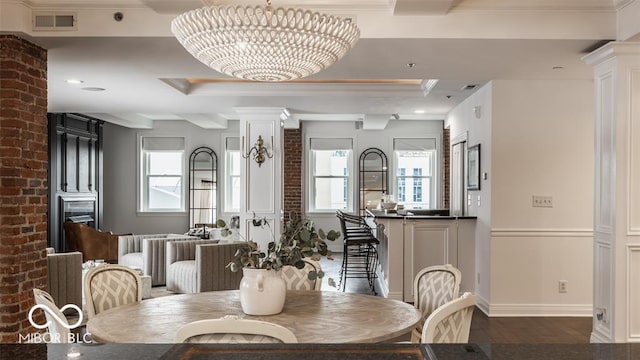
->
[365,209,477,301]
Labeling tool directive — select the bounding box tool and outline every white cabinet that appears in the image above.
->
[368,217,406,301]
[403,220,458,301]
[371,216,476,302]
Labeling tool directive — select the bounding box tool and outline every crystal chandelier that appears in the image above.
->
[171,0,360,82]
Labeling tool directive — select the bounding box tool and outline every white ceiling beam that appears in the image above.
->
[179,113,228,129]
[362,114,391,130]
[88,113,154,128]
[292,114,365,122]
[616,0,640,41]
[393,0,463,15]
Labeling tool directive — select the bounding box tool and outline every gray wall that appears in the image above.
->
[102,120,238,234]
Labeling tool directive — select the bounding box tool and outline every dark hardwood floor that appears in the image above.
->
[469,309,592,343]
[321,255,594,344]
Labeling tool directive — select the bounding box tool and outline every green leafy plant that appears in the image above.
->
[215,218,233,237]
[226,212,341,282]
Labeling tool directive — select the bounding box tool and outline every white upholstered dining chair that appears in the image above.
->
[174,315,298,343]
[83,264,142,319]
[281,258,323,291]
[411,264,462,343]
[32,288,73,343]
[421,292,476,343]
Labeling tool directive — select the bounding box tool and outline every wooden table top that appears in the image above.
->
[87,290,422,343]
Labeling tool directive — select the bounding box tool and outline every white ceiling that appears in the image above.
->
[1,0,619,129]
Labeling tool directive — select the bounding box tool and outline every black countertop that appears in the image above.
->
[3,343,639,360]
[366,210,477,220]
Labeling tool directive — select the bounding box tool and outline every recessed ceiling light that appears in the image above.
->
[407,63,416,68]
[82,87,106,92]
[65,79,84,84]
[414,110,425,114]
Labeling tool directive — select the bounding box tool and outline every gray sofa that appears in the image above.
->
[118,234,198,286]
[166,240,245,294]
[46,248,82,310]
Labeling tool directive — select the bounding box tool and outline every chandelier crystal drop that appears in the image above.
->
[171,2,360,82]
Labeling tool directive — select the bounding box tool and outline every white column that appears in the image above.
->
[583,42,640,343]
[234,107,287,253]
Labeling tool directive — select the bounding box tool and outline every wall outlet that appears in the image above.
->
[596,307,607,322]
[558,280,568,293]
[533,195,553,207]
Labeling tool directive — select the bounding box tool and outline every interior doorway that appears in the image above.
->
[451,133,468,216]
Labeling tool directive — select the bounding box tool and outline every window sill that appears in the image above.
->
[136,211,187,217]
[307,211,350,216]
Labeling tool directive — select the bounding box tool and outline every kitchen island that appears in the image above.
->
[365,210,477,302]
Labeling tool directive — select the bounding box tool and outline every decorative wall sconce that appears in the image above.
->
[242,135,273,167]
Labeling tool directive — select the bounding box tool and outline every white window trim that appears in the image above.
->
[306,138,355,213]
[394,155,435,205]
[137,134,187,214]
[391,135,442,209]
[220,133,241,218]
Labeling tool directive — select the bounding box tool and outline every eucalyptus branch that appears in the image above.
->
[226,212,341,281]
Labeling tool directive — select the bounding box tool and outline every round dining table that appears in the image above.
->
[86,290,422,343]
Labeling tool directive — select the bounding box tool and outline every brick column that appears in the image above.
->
[0,35,49,343]
[283,128,302,217]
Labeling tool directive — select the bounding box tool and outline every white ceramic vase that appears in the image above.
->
[239,268,286,315]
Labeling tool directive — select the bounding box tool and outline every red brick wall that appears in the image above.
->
[283,128,303,218]
[0,35,49,343]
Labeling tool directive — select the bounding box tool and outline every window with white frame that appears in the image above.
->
[140,136,185,212]
[309,138,353,212]
[225,137,241,213]
[394,138,437,209]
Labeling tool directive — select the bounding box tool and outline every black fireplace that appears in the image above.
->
[58,196,97,252]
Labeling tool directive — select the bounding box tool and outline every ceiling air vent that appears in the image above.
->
[33,12,77,31]
[461,84,477,91]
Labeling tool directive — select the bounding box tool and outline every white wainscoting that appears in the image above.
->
[490,228,593,317]
[628,245,640,340]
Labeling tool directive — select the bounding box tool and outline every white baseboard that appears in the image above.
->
[488,303,592,317]
[375,268,403,300]
[377,271,390,297]
[385,291,404,301]
[476,294,490,315]
[590,330,611,343]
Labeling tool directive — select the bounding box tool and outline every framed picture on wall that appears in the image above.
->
[467,144,481,190]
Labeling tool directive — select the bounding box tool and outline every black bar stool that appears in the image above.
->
[336,210,379,295]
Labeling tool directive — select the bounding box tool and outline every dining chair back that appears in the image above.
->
[411,264,462,342]
[84,264,142,318]
[175,315,298,343]
[281,258,323,291]
[421,292,476,343]
[32,288,71,343]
